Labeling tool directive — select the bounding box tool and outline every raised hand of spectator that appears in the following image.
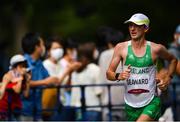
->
[68,61,82,71]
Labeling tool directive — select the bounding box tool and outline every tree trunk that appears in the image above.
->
[13,13,28,54]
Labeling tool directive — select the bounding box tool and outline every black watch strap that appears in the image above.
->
[115,73,120,80]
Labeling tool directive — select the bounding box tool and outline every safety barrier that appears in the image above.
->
[35,83,125,121]
[1,82,180,121]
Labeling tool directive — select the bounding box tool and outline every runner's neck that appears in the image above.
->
[131,39,146,49]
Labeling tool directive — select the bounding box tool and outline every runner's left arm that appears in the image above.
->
[156,44,177,90]
[158,44,177,79]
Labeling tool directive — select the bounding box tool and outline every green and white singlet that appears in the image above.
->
[124,41,157,108]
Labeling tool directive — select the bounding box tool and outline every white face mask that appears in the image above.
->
[50,48,64,61]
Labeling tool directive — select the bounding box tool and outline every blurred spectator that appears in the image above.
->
[0,54,31,121]
[41,36,64,120]
[60,37,78,64]
[98,30,126,121]
[96,26,115,52]
[42,36,79,120]
[168,24,180,121]
[159,24,180,121]
[71,42,103,121]
[20,33,71,121]
[168,24,180,82]
[58,37,78,106]
[20,33,81,121]
[84,41,100,64]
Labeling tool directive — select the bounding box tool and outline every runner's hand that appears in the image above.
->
[117,64,131,80]
[156,69,171,91]
[156,76,171,91]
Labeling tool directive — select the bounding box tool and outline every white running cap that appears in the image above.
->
[10,54,27,68]
[124,13,150,27]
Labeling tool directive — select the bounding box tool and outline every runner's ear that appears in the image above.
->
[145,28,149,32]
[144,25,149,32]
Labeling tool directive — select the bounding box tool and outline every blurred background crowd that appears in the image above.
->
[0,0,180,121]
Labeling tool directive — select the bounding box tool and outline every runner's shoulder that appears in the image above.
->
[115,41,129,50]
[150,41,166,53]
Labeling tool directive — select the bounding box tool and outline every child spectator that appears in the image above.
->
[0,54,31,120]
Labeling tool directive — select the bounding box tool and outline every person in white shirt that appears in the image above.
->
[98,30,126,120]
[58,38,78,106]
[59,38,78,69]
[42,36,81,120]
[71,42,103,121]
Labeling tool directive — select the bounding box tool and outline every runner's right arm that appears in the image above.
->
[106,43,130,81]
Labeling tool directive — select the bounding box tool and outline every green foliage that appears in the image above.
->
[0,0,179,49]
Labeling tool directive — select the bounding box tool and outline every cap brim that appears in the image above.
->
[124,20,144,26]
[124,20,130,24]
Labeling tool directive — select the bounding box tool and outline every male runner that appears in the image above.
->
[106,13,177,121]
